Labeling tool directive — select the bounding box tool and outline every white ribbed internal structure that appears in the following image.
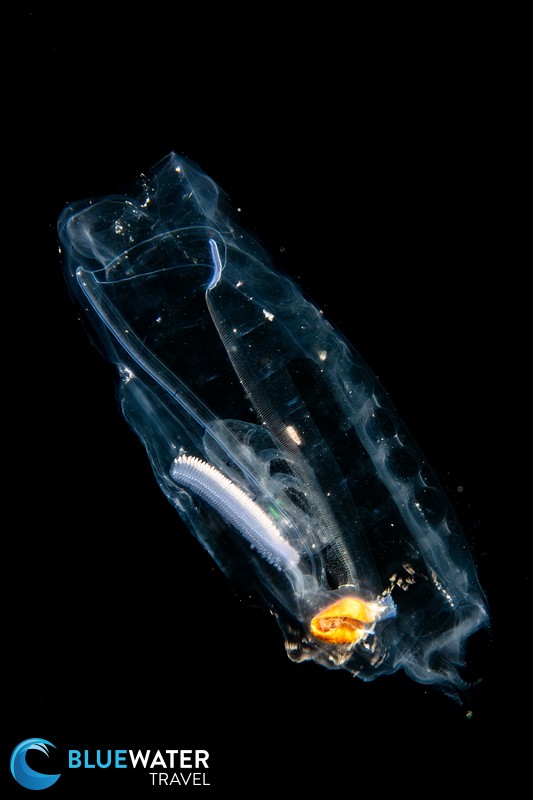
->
[170,455,299,571]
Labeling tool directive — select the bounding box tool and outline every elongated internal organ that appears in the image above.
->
[58,153,489,689]
[170,455,299,571]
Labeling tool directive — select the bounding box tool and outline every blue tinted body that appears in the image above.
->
[58,154,488,689]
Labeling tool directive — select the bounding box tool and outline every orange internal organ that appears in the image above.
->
[310,596,382,644]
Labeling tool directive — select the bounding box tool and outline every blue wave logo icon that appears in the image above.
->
[10,738,61,790]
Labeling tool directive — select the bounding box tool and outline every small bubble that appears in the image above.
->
[457,485,464,493]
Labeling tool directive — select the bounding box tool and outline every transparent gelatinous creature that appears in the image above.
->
[58,154,489,689]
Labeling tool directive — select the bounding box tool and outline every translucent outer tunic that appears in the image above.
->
[58,153,489,690]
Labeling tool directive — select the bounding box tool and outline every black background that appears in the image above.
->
[2,8,518,796]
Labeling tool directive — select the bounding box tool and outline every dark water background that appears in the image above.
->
[2,9,518,795]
